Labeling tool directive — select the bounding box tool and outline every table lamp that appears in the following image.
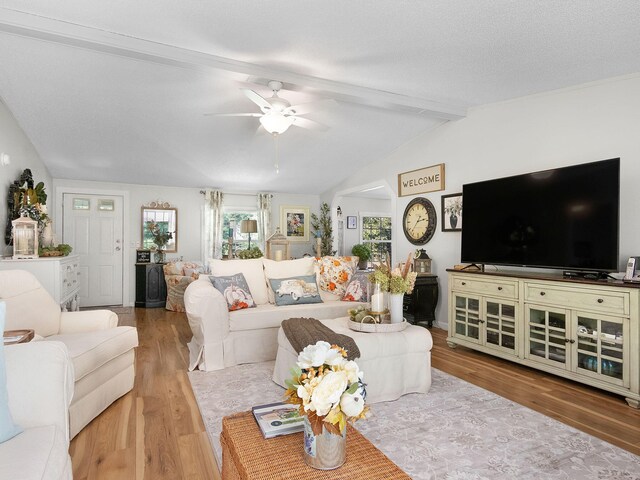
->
[240,219,258,250]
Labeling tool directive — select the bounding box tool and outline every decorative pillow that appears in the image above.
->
[184,267,203,280]
[269,275,324,306]
[209,258,269,305]
[314,256,357,297]
[341,272,370,302]
[210,273,256,311]
[0,301,23,444]
[264,257,316,304]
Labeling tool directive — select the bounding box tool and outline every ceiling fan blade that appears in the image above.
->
[284,98,337,116]
[203,112,262,117]
[241,88,271,110]
[291,116,329,132]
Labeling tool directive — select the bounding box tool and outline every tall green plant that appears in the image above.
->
[310,202,334,256]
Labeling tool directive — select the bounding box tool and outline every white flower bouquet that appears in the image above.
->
[285,341,368,435]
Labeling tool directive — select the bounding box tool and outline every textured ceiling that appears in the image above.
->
[0,1,639,194]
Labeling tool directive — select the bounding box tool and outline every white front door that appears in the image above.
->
[63,193,124,307]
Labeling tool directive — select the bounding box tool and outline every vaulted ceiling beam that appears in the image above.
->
[0,8,466,120]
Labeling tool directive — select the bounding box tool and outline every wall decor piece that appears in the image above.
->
[142,205,178,252]
[441,193,463,232]
[136,249,151,263]
[398,164,445,197]
[280,205,310,242]
[402,197,437,245]
[346,216,357,229]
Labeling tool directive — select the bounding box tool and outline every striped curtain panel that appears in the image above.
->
[202,190,224,264]
[257,193,273,253]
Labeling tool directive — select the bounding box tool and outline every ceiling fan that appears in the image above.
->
[209,81,329,135]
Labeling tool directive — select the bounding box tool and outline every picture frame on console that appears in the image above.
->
[280,205,310,242]
[441,193,462,232]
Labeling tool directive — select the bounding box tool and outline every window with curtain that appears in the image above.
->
[222,208,260,256]
[360,214,392,263]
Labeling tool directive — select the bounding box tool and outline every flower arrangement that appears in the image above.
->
[285,341,368,435]
[145,220,173,250]
[368,253,417,295]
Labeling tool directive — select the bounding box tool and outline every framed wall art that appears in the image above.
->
[346,216,357,229]
[441,193,462,232]
[280,205,310,242]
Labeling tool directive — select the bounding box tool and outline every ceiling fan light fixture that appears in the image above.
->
[260,112,294,134]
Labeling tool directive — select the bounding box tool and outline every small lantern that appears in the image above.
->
[12,214,39,259]
[266,228,290,261]
[414,249,431,275]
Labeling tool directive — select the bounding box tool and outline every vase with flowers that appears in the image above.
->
[369,253,417,323]
[146,220,173,263]
[285,341,368,470]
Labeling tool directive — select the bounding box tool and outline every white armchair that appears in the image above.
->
[0,269,138,438]
[1,341,74,480]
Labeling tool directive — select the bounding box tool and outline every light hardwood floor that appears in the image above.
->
[69,308,640,479]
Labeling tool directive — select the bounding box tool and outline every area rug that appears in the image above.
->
[188,362,640,479]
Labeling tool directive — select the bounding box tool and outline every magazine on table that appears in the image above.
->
[252,402,304,439]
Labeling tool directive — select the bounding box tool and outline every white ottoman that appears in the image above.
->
[272,317,432,403]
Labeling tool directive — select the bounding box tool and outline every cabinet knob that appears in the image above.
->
[461,282,466,286]
[497,286,503,291]
[597,298,604,304]
[540,291,546,296]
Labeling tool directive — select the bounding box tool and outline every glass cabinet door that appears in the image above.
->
[453,294,481,343]
[526,305,569,368]
[484,299,517,355]
[574,312,628,387]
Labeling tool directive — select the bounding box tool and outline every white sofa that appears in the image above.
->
[1,341,74,480]
[184,257,367,371]
[0,270,139,438]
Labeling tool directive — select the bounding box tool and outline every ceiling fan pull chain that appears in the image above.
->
[273,133,280,174]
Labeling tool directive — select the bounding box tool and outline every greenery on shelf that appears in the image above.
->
[237,246,263,259]
[310,202,334,256]
[39,243,73,257]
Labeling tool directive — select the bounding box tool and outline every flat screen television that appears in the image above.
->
[461,158,620,273]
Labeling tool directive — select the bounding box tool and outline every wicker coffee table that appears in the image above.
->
[221,411,410,479]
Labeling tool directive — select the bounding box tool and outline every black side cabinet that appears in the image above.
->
[403,274,438,328]
[135,263,167,308]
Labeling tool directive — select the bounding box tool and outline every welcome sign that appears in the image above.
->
[398,164,445,197]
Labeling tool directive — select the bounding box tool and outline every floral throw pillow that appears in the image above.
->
[210,273,256,311]
[341,272,370,302]
[315,256,356,297]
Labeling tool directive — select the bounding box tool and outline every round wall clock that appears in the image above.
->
[402,197,437,245]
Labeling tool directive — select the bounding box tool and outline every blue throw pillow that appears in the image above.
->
[269,275,324,306]
[210,273,256,311]
[0,301,23,443]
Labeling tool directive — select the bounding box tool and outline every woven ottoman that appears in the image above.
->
[272,316,432,403]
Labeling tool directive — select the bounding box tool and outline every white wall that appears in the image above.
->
[323,73,640,329]
[336,197,391,255]
[0,99,52,255]
[270,193,320,258]
[52,178,319,304]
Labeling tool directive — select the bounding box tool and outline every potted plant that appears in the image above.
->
[310,203,334,256]
[351,243,372,270]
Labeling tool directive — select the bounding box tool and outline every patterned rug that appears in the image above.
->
[188,362,640,479]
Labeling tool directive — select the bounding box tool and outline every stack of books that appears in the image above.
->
[252,402,304,439]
